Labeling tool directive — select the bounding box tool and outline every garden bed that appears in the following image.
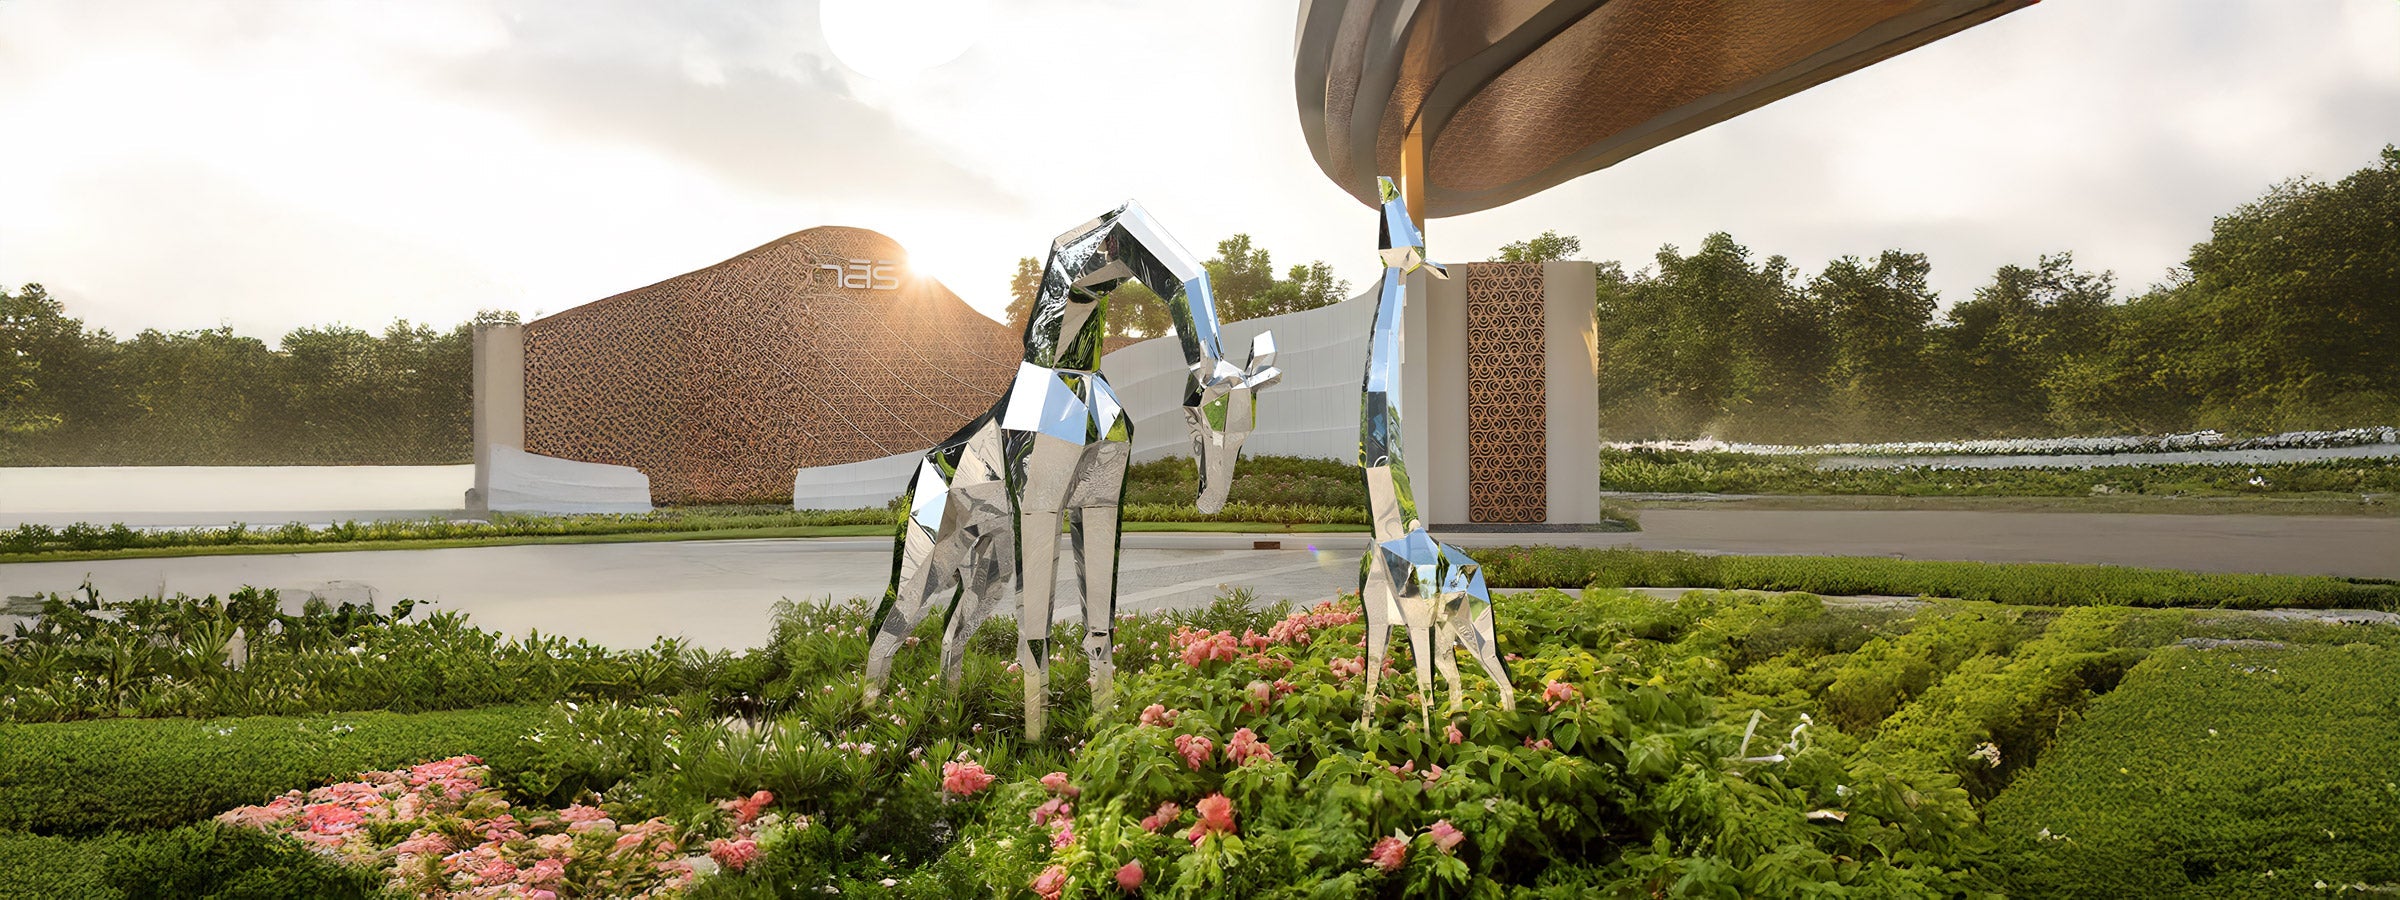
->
[4,583,2397,897]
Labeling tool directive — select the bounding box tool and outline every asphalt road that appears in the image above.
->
[3,509,2390,651]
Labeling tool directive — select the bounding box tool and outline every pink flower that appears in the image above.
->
[390,832,452,856]
[1174,734,1215,771]
[557,803,610,823]
[1116,859,1146,892]
[532,833,572,856]
[1225,728,1274,766]
[718,790,774,825]
[1329,656,1365,681]
[1138,802,1181,833]
[473,857,518,886]
[301,803,363,834]
[1245,680,1274,711]
[1050,820,1077,849]
[1543,680,1579,711]
[1446,724,1465,744]
[1365,835,1407,872]
[708,837,760,872]
[521,857,566,885]
[567,816,617,834]
[1185,794,1236,844]
[526,891,557,900]
[942,760,995,796]
[1428,819,1465,854]
[1039,772,1081,798]
[1138,704,1179,728]
[1030,797,1074,827]
[1033,865,1069,900]
[1523,736,1554,751]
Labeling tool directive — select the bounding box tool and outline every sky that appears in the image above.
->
[1,0,2396,340]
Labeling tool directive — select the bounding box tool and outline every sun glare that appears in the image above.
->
[819,0,992,82]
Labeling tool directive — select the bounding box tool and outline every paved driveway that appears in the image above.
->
[3,511,2389,651]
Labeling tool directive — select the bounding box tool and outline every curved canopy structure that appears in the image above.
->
[1296,0,2035,217]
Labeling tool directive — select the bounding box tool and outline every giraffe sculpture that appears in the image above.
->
[864,201,1280,739]
[1355,176,1516,730]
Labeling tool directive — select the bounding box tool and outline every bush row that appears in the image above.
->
[0,705,546,835]
[1984,644,2400,896]
[0,505,897,556]
[3,586,714,723]
[1474,546,2400,610]
[0,825,382,900]
[1599,447,2400,497]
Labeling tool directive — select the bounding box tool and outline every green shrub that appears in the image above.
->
[1475,546,2400,611]
[1867,608,2145,798]
[0,706,544,835]
[1598,448,2400,497]
[1985,645,2400,898]
[0,824,384,900]
[1,585,710,723]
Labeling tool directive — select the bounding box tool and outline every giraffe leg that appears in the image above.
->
[1407,616,1438,734]
[1359,552,1394,728]
[1433,609,1465,715]
[1076,502,1121,715]
[867,480,949,701]
[1463,605,1516,710]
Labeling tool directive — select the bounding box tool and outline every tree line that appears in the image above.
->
[4,147,2390,465]
[0,292,513,465]
[1002,234,1352,338]
[1584,146,2400,443]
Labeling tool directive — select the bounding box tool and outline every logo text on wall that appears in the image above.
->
[820,260,903,291]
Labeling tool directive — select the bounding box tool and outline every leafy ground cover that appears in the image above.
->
[0,457,1424,563]
[1983,644,2400,898]
[4,580,2395,897]
[1599,447,2400,499]
[1474,546,2400,611]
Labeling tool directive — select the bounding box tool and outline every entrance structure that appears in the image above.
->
[469,227,1020,509]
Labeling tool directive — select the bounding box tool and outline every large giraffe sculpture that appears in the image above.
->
[1356,176,1516,730]
[864,201,1279,739]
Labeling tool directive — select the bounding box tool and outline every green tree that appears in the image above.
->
[1932,253,2115,435]
[1003,256,1042,336]
[1204,235,1278,322]
[1492,230,1583,263]
[1811,251,1938,429]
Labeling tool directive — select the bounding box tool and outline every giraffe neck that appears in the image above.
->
[1360,266,1422,544]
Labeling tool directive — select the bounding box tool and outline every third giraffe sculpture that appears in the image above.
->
[1355,176,1516,730]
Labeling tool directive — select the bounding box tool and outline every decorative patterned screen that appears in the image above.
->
[1463,262,1548,523]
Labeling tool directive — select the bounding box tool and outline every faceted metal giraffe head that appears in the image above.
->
[1184,331,1281,513]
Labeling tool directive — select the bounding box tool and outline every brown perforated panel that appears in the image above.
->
[522,227,1019,505]
[1464,262,1547,523]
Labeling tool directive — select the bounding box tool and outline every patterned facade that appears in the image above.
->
[1462,262,1547,523]
[523,227,1020,505]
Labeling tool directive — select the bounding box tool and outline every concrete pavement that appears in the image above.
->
[3,510,2389,652]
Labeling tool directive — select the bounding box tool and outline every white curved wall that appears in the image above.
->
[1100,291,1374,463]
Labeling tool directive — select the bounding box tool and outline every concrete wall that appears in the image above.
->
[792,449,920,511]
[468,324,524,511]
[1099,291,1376,463]
[1543,260,1602,525]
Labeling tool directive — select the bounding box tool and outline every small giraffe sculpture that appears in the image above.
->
[865,201,1280,739]
[1355,176,1515,730]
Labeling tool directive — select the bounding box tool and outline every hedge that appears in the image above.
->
[0,705,545,836]
[1475,546,2400,610]
[0,824,382,900]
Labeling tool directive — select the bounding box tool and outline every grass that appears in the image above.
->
[1984,644,2400,897]
[1476,546,2400,610]
[1600,447,2400,500]
[1628,492,2400,517]
[0,706,547,835]
[2,586,2398,895]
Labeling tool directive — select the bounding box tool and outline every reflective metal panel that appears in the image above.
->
[863,203,1278,739]
[1353,176,1515,730]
